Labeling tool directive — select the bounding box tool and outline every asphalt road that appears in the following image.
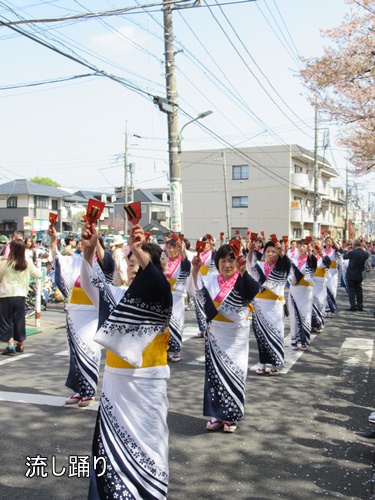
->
[1,272,375,500]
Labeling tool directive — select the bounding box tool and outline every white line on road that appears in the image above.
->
[250,333,317,374]
[0,353,34,365]
[0,391,99,411]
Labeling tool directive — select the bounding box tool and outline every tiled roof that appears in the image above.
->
[0,179,69,197]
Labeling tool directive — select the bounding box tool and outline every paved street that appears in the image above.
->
[1,273,375,500]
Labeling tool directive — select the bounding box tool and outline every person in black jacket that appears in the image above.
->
[343,239,369,311]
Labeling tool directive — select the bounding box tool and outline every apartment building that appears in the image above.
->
[181,144,341,241]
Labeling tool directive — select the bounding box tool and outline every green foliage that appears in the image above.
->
[29,176,61,187]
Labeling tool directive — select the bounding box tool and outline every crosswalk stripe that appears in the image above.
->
[0,391,98,411]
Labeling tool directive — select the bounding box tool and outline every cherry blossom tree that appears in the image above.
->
[300,0,375,173]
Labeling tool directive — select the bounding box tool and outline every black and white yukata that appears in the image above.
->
[81,259,172,500]
[188,270,259,423]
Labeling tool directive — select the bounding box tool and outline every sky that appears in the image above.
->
[1,0,373,200]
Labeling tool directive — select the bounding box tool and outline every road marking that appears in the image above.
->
[183,327,200,341]
[337,337,374,379]
[54,349,69,356]
[250,333,317,374]
[0,353,34,365]
[0,391,99,411]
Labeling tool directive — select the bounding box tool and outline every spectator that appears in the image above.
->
[61,237,76,256]
[2,231,23,258]
[0,239,42,355]
[111,235,127,287]
[343,239,369,311]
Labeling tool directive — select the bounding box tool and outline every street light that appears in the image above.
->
[177,110,213,154]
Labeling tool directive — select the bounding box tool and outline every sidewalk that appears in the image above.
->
[25,301,66,336]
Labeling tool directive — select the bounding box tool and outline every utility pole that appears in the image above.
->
[221,150,231,239]
[124,124,129,236]
[313,104,319,237]
[163,0,182,233]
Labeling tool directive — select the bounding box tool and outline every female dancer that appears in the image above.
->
[311,238,331,333]
[194,235,217,338]
[323,236,342,317]
[188,244,259,433]
[247,240,291,376]
[164,237,191,362]
[288,239,317,350]
[49,227,103,408]
[81,223,172,499]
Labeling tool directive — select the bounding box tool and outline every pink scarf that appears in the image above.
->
[200,250,212,265]
[165,255,181,278]
[297,255,308,270]
[214,271,239,302]
[264,261,276,279]
[324,247,333,257]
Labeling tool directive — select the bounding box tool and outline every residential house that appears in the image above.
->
[0,179,67,236]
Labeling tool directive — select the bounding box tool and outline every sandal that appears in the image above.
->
[224,422,237,433]
[206,418,224,431]
[78,397,95,408]
[65,393,81,405]
[269,369,279,376]
[255,368,266,375]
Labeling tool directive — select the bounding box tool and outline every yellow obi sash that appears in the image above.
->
[106,330,170,369]
[329,261,337,269]
[314,268,327,278]
[297,277,313,287]
[167,278,177,291]
[255,289,283,301]
[70,286,93,305]
[212,301,234,323]
[200,265,209,276]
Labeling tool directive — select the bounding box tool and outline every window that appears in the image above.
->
[232,165,248,180]
[7,196,17,208]
[294,165,303,173]
[34,195,48,208]
[293,228,302,239]
[232,228,247,238]
[294,196,302,203]
[232,196,248,208]
[51,199,58,211]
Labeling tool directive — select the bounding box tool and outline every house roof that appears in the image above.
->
[293,145,339,178]
[114,188,170,205]
[143,219,170,233]
[0,179,69,197]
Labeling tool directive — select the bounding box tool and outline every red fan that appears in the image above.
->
[234,229,240,235]
[321,229,325,236]
[171,233,179,242]
[49,212,58,231]
[220,232,225,239]
[206,233,213,241]
[228,238,241,257]
[270,234,278,243]
[124,201,142,226]
[328,230,332,236]
[179,233,184,241]
[246,230,250,237]
[144,232,151,242]
[83,199,105,232]
[305,236,312,244]
[250,232,258,242]
[281,235,288,244]
[260,231,265,238]
[195,240,206,254]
